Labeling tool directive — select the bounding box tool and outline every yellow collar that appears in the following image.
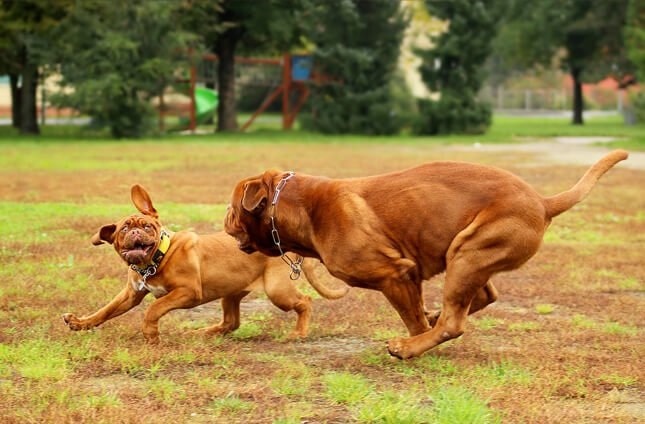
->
[151,228,171,265]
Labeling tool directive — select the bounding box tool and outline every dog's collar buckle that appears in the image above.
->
[270,171,303,280]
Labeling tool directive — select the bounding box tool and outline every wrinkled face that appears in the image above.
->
[224,204,256,254]
[93,214,161,266]
[224,173,279,256]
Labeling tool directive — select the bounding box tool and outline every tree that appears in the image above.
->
[500,0,633,125]
[0,0,72,134]
[624,0,645,122]
[49,0,197,138]
[625,0,645,80]
[413,0,500,135]
[300,0,407,135]
[199,0,308,132]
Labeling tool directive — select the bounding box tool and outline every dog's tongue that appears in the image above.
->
[124,249,148,264]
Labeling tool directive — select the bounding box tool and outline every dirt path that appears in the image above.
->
[450,137,645,170]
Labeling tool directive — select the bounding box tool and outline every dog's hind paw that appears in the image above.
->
[387,337,415,360]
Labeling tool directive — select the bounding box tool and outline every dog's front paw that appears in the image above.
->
[62,313,88,331]
[387,337,416,360]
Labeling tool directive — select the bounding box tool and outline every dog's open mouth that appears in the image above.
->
[121,241,155,264]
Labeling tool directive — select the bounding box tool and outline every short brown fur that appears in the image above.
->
[63,185,347,343]
[225,150,628,358]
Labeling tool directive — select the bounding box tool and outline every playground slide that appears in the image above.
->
[194,87,218,124]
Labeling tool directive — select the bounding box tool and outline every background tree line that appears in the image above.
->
[0,0,642,138]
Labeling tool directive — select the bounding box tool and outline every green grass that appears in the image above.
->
[570,314,639,336]
[597,373,638,388]
[209,394,255,415]
[323,372,373,405]
[487,114,645,148]
[535,304,556,315]
[0,339,70,380]
[0,121,641,423]
[1,113,643,148]
[508,321,541,332]
[271,363,313,397]
[473,317,505,330]
[429,385,501,424]
[0,201,226,239]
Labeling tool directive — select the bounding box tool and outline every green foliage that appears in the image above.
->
[499,0,632,82]
[414,0,499,135]
[300,0,407,135]
[0,0,73,134]
[48,0,198,138]
[625,0,645,123]
[625,0,645,81]
[415,96,492,135]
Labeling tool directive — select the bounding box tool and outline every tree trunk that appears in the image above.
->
[571,67,584,125]
[216,31,239,132]
[19,64,40,135]
[9,73,21,129]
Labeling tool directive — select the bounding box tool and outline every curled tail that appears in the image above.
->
[543,149,628,219]
[301,259,349,300]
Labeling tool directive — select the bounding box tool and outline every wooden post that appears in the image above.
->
[158,91,165,132]
[282,53,292,129]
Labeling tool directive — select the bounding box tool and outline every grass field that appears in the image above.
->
[0,115,643,423]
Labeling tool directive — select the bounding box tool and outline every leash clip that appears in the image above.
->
[286,255,304,281]
[130,264,157,291]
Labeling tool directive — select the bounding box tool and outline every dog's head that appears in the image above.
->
[92,184,163,267]
[225,169,283,256]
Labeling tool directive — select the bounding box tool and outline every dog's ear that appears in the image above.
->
[131,184,159,219]
[91,224,117,245]
[241,180,268,215]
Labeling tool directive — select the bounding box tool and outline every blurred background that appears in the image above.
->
[0,0,642,138]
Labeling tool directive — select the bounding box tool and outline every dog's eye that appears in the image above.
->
[144,224,152,231]
[121,226,128,233]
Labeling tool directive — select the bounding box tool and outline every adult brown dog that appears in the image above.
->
[63,185,347,343]
[224,150,628,359]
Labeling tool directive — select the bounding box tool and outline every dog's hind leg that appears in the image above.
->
[468,281,499,315]
[264,272,312,338]
[201,291,250,336]
[387,261,488,359]
[427,281,498,327]
[388,214,543,359]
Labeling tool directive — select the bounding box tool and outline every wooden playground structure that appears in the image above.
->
[160,53,325,132]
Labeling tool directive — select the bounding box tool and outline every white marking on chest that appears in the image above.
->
[146,284,169,298]
[132,279,168,298]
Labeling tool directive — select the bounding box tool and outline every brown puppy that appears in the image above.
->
[225,150,628,359]
[63,185,348,343]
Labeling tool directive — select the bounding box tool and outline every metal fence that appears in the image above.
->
[479,86,625,111]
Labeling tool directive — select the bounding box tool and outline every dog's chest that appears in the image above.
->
[132,279,168,298]
[146,283,168,298]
